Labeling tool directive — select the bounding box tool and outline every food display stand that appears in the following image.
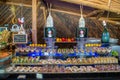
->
[3,43,120,80]
[3,25,120,79]
[0,1,120,80]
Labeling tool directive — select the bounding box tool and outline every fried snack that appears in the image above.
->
[0,30,10,43]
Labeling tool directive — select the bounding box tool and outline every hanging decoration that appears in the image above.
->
[76,5,87,38]
[46,4,54,27]
[44,4,56,38]
[79,5,85,28]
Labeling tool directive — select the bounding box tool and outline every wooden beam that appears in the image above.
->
[108,18,120,20]
[32,0,38,43]
[61,0,120,14]
[0,1,31,7]
[98,18,120,25]
[86,10,104,17]
[51,8,80,16]
[96,11,104,19]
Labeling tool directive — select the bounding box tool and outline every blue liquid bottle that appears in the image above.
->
[101,21,110,43]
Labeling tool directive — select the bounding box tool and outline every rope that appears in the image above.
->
[50,3,52,14]
[20,0,23,18]
[107,0,111,19]
[47,3,52,14]
[11,0,17,24]
[80,5,83,16]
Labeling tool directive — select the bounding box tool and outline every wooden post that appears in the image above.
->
[32,0,37,43]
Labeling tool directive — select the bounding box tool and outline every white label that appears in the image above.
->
[17,75,26,79]
[0,69,5,73]
[36,73,43,79]
[44,52,49,56]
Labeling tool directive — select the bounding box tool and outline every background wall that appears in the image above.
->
[0,4,120,44]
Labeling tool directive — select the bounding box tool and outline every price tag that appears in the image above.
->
[0,69,5,74]
[36,73,43,79]
[12,64,15,68]
[44,52,49,56]
[17,75,26,79]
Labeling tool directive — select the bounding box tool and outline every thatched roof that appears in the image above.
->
[0,0,120,44]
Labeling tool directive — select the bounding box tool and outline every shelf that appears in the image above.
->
[5,71,120,80]
[11,63,118,66]
[6,71,120,74]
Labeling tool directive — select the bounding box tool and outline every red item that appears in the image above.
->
[71,38,74,42]
[62,38,66,42]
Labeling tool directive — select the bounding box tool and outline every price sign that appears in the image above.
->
[36,73,43,79]
[0,27,7,32]
[13,34,27,44]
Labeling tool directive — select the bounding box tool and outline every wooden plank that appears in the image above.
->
[108,18,120,20]
[32,0,38,43]
[61,0,120,13]
[0,1,31,7]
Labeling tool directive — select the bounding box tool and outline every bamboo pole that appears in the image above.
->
[86,10,104,17]
[32,0,38,43]
[42,7,47,25]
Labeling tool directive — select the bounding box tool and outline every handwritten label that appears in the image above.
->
[13,34,27,44]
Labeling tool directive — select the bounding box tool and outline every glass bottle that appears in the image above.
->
[101,26,110,43]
